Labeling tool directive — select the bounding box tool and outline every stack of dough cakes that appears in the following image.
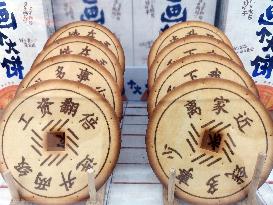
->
[0,21,124,204]
[146,21,273,204]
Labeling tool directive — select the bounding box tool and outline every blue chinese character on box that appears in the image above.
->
[160,0,187,32]
[0,1,17,29]
[259,4,273,25]
[81,0,105,24]
[251,55,273,79]
[0,1,24,80]
[251,1,273,80]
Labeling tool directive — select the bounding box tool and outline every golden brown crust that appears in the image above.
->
[148,54,258,116]
[33,36,124,90]
[148,21,233,68]
[45,21,125,71]
[148,35,243,90]
[147,78,273,205]
[17,55,122,120]
[0,80,120,205]
[0,85,18,110]
[256,84,273,111]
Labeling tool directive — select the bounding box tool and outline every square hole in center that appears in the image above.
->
[46,132,65,151]
[201,130,222,153]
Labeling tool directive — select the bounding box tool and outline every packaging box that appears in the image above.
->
[0,0,54,106]
[218,0,273,110]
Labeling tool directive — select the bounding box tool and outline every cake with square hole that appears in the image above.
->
[146,78,273,205]
[0,80,120,204]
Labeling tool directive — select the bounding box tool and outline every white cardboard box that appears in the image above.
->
[218,0,273,109]
[0,0,54,90]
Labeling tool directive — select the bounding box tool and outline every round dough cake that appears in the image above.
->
[45,21,125,71]
[0,80,120,204]
[148,21,232,67]
[17,55,122,119]
[146,79,273,205]
[148,35,243,89]
[32,36,123,90]
[148,54,258,115]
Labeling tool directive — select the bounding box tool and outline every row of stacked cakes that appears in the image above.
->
[0,21,124,204]
[146,21,273,205]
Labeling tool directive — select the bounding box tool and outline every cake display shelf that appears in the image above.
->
[3,169,106,205]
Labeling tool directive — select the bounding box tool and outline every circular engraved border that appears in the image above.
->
[154,88,267,199]
[2,89,112,198]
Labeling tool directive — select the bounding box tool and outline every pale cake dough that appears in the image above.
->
[17,55,122,120]
[148,21,233,68]
[0,80,120,205]
[148,35,243,89]
[45,21,125,72]
[148,54,258,115]
[32,36,123,90]
[146,79,273,205]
